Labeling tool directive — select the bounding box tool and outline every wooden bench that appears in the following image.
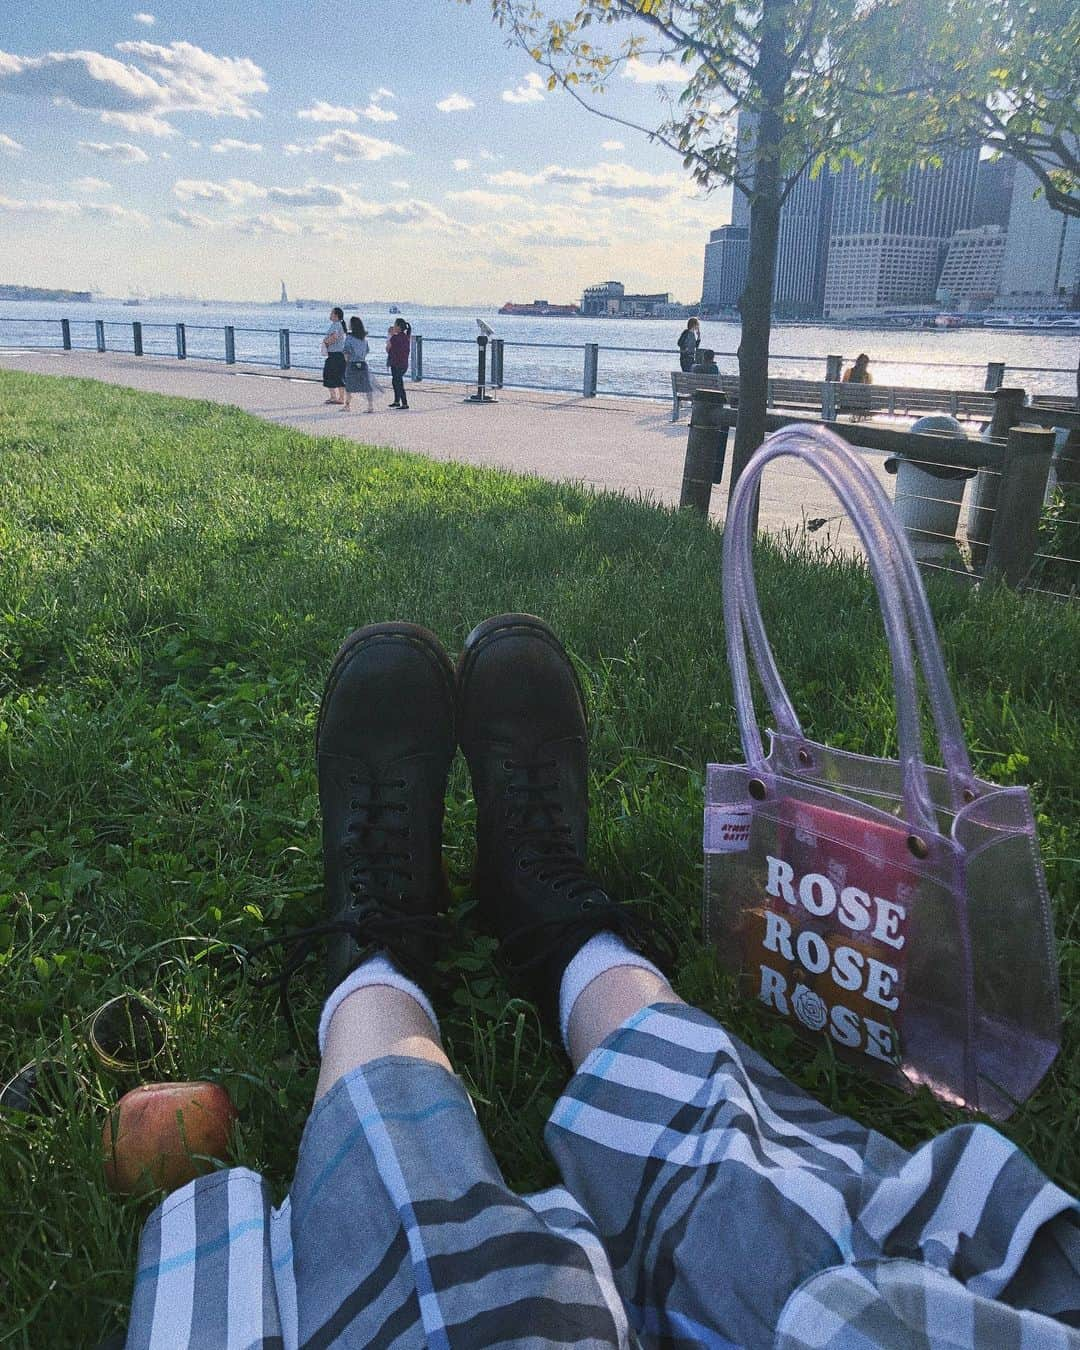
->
[671,370,725,420]
[672,371,1000,423]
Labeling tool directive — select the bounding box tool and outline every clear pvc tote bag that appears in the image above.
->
[704,424,1060,1119]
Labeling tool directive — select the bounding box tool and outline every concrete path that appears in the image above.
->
[0,347,891,542]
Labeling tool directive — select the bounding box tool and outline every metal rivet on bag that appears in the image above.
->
[962,788,976,803]
[797,749,812,767]
[907,834,929,860]
[748,778,767,801]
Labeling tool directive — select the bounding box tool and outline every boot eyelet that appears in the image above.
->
[580,897,598,911]
[502,759,514,771]
[517,857,530,871]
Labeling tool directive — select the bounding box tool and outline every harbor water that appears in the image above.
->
[1,300,1076,399]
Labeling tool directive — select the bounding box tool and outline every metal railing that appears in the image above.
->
[1,315,1075,403]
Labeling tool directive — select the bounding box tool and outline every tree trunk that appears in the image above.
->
[730,169,783,514]
[728,0,790,522]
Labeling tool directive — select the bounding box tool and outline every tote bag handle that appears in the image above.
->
[724,424,977,835]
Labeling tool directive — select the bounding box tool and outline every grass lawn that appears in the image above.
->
[1,367,1077,1346]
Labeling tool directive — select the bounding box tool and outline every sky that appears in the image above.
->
[0,1,732,304]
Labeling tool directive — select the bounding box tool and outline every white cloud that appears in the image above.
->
[0,193,79,215]
[602,139,624,150]
[486,160,686,200]
[391,178,410,190]
[371,87,395,102]
[478,149,498,161]
[0,41,267,122]
[132,12,155,25]
[621,57,690,84]
[100,109,177,137]
[360,101,397,123]
[71,175,110,192]
[436,93,474,113]
[84,201,150,225]
[169,206,215,228]
[0,132,22,154]
[211,138,262,153]
[283,129,407,162]
[78,140,150,162]
[267,182,348,206]
[173,176,266,204]
[187,138,201,149]
[447,189,524,211]
[453,158,471,172]
[297,100,358,124]
[502,72,545,105]
[0,192,147,225]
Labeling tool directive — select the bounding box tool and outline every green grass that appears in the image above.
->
[1,368,1077,1345]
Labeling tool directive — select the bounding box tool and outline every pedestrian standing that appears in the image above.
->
[342,317,375,413]
[677,316,701,372]
[388,317,410,410]
[321,307,347,405]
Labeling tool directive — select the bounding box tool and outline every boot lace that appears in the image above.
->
[498,755,646,974]
[248,772,444,1051]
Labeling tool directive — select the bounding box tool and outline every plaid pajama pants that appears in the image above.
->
[126,1003,1080,1348]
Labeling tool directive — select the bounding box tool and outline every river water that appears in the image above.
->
[1,299,1076,400]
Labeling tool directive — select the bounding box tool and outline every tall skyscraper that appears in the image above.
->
[971,157,1016,230]
[996,163,1080,310]
[823,150,979,315]
[724,113,832,316]
[701,225,750,310]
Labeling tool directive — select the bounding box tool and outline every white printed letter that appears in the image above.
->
[763,911,794,962]
[864,1019,900,1064]
[864,959,900,1011]
[795,929,830,975]
[829,1004,862,1048]
[759,964,789,1013]
[765,856,796,905]
[831,944,865,993]
[838,886,872,933]
[799,872,837,918]
[870,897,907,950]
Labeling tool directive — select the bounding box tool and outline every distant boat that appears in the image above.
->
[122,299,139,307]
[389,305,401,314]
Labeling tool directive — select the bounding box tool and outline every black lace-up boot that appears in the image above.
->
[456,614,648,1028]
[254,623,456,1038]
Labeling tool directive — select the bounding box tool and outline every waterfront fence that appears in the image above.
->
[1,315,1075,404]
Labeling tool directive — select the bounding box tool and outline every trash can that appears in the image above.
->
[885,414,975,568]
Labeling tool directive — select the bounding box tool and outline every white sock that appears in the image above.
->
[557,932,665,1051]
[318,955,439,1055]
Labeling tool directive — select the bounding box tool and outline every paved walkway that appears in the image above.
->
[0,348,890,539]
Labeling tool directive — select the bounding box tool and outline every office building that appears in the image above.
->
[723,113,832,316]
[701,225,749,310]
[995,163,1080,310]
[823,150,979,315]
[936,225,1007,310]
[971,157,1016,230]
[580,281,674,317]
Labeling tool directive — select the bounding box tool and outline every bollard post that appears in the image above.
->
[968,386,1027,571]
[984,361,1005,391]
[224,325,236,364]
[175,323,186,359]
[61,318,71,350]
[491,338,504,388]
[95,319,106,353]
[680,389,727,513]
[464,334,495,403]
[279,328,290,369]
[583,343,599,398]
[132,321,143,356]
[411,334,423,381]
[826,354,843,382]
[984,427,1055,586]
[821,381,838,420]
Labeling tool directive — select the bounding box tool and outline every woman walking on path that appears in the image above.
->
[321,307,347,405]
[677,316,701,372]
[341,317,375,413]
[387,317,411,409]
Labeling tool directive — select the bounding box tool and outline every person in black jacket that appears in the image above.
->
[677,316,701,372]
